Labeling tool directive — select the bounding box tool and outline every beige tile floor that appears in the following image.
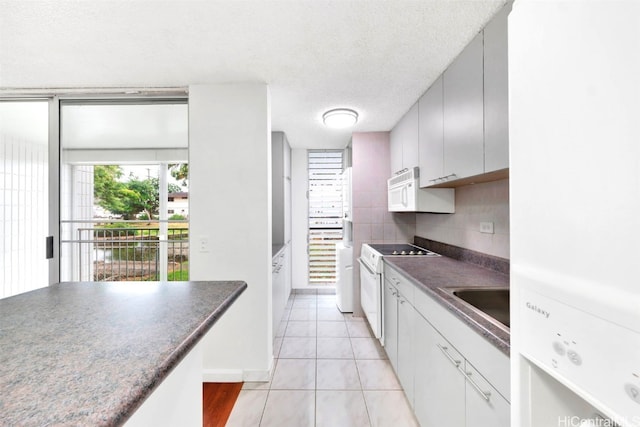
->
[226,291,420,427]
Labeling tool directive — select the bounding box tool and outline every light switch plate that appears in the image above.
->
[480,222,494,234]
[199,236,210,252]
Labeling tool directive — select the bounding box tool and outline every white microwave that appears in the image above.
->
[387,167,455,213]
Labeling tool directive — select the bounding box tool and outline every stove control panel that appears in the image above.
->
[520,288,640,426]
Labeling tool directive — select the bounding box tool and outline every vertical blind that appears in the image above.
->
[308,150,343,284]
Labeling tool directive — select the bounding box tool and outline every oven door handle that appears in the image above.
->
[357,258,377,276]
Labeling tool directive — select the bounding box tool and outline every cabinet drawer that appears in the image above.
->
[384,265,414,304]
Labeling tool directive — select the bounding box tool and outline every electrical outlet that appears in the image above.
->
[199,236,210,252]
[480,222,494,234]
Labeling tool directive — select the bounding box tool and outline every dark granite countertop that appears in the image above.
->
[383,256,510,355]
[0,280,247,426]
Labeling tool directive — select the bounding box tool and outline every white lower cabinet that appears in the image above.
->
[414,312,509,427]
[414,314,465,426]
[384,279,415,405]
[464,362,510,427]
[272,246,291,343]
[383,264,509,427]
[383,282,398,367]
[397,296,415,406]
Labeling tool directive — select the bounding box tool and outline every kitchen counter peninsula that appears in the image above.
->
[0,280,247,426]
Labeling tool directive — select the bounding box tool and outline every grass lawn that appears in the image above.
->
[167,268,189,281]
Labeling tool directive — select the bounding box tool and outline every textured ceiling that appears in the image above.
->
[0,0,506,149]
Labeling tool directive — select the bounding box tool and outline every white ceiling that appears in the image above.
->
[0,0,506,149]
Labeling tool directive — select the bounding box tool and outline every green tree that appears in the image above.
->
[93,165,126,215]
[169,163,188,187]
[121,176,182,221]
[122,177,158,222]
[94,166,183,221]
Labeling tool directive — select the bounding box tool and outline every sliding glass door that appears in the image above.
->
[0,97,189,297]
[58,100,189,282]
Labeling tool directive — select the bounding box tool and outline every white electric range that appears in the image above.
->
[358,243,439,342]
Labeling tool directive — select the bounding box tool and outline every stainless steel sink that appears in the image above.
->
[445,287,510,332]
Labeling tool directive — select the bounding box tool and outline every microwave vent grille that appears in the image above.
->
[389,167,419,186]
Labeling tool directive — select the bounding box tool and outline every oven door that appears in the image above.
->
[358,258,382,339]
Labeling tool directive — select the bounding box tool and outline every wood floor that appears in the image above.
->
[203,382,243,427]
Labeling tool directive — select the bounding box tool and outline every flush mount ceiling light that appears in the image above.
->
[322,108,358,129]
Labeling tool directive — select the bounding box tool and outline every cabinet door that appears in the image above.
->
[418,76,444,187]
[397,294,415,406]
[283,246,292,303]
[271,132,285,245]
[272,257,285,342]
[383,282,398,370]
[443,32,484,181]
[464,362,510,427]
[389,124,403,176]
[401,102,420,172]
[390,101,419,175]
[284,176,291,243]
[283,133,291,179]
[483,4,510,172]
[283,135,292,243]
[414,314,465,427]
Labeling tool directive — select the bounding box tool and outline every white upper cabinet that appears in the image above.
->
[272,131,291,245]
[390,127,403,175]
[483,3,510,172]
[402,102,420,172]
[418,76,444,187]
[390,101,419,175]
[443,31,485,181]
[398,3,511,187]
[414,2,510,187]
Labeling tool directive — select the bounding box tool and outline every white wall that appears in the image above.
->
[416,179,509,259]
[352,132,413,249]
[188,84,273,381]
[352,131,413,315]
[509,2,640,424]
[291,148,309,289]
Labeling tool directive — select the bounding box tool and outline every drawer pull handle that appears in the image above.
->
[436,344,461,367]
[437,344,492,402]
[460,369,492,402]
[431,173,458,183]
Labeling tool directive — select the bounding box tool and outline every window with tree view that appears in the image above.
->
[59,100,189,282]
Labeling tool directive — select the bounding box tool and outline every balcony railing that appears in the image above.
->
[60,220,189,282]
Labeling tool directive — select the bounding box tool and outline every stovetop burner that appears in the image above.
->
[367,243,439,257]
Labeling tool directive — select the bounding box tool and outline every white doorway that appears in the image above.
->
[307,150,343,286]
